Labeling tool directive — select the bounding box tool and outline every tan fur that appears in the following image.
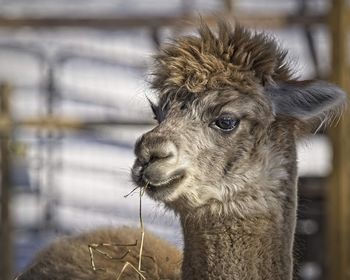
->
[18,227,181,280]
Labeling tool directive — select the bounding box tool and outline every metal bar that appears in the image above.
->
[297,0,321,78]
[0,13,327,29]
[14,117,155,130]
[327,0,350,279]
[0,83,12,280]
[0,115,154,132]
[43,61,58,230]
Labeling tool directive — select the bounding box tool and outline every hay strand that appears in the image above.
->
[87,182,149,279]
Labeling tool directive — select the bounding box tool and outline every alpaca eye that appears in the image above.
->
[214,117,240,132]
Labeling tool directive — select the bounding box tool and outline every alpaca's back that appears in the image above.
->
[18,227,182,280]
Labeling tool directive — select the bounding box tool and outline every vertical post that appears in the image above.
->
[0,83,12,280]
[328,0,350,279]
[223,0,233,12]
[43,62,59,231]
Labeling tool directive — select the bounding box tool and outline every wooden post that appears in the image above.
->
[0,83,12,280]
[328,0,350,279]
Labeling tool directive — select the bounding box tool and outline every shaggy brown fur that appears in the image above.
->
[17,227,181,280]
[152,23,293,95]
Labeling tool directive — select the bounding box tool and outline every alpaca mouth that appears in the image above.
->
[146,174,183,192]
[132,163,186,199]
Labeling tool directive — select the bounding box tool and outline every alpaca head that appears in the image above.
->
[132,23,346,216]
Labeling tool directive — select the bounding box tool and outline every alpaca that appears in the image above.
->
[132,23,346,279]
[18,22,346,280]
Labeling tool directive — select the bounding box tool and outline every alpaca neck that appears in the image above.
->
[179,123,298,280]
[180,183,297,280]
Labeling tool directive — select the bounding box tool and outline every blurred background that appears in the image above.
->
[0,0,349,280]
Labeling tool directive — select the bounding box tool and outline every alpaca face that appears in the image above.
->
[131,85,345,216]
[132,23,346,215]
[132,88,276,213]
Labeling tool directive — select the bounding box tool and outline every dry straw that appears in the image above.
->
[88,183,150,279]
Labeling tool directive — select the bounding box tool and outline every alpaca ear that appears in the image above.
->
[266,80,347,128]
[146,96,158,116]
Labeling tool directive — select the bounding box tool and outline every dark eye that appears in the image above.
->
[214,117,240,132]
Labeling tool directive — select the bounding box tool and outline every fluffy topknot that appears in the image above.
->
[151,22,293,95]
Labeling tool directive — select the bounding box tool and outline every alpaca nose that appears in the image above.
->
[135,134,178,166]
